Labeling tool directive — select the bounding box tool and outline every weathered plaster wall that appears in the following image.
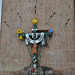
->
[0,0,75,75]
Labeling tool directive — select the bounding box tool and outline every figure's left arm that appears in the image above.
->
[44,29,53,37]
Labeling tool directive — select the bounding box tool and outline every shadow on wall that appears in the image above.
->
[13,66,62,75]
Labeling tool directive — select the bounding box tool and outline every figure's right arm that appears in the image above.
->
[17,29,26,40]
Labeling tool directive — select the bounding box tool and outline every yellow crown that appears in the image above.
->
[32,18,38,24]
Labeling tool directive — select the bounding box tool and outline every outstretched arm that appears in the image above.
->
[17,29,26,40]
[44,29,53,36]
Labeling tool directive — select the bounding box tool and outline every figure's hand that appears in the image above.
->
[48,29,53,36]
[19,35,23,40]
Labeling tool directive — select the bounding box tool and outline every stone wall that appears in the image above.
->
[0,0,75,75]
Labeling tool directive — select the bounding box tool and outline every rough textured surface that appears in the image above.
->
[0,0,75,75]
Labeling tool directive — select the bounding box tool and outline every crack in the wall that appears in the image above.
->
[34,0,37,15]
[35,5,36,14]
[46,12,56,25]
[4,21,10,28]
[50,12,56,19]
[65,18,70,26]
[17,12,22,22]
